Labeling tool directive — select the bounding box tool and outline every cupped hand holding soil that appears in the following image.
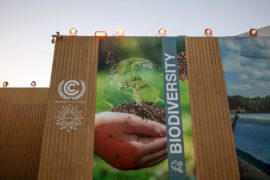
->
[94,112,167,170]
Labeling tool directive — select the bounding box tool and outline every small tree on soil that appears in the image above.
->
[120,75,148,104]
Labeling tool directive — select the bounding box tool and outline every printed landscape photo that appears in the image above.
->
[220,37,270,178]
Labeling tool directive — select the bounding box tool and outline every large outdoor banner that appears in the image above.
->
[220,37,270,179]
[94,37,195,180]
[7,36,270,179]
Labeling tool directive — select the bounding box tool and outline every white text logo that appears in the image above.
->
[58,80,86,100]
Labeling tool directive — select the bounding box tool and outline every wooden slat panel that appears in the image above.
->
[186,37,240,180]
[0,88,48,180]
[38,37,98,180]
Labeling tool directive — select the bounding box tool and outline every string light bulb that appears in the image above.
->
[3,81,9,88]
[95,31,107,38]
[69,27,78,36]
[249,28,257,37]
[204,28,213,37]
[31,81,37,88]
[158,28,167,36]
[115,28,125,36]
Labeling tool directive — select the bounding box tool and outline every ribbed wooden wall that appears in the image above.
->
[0,88,48,180]
[38,37,98,180]
[0,37,241,180]
[186,37,240,180]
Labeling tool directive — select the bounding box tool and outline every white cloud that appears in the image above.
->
[223,38,242,52]
[222,54,243,72]
[229,84,252,91]
[254,81,270,89]
[239,74,248,80]
[221,37,270,97]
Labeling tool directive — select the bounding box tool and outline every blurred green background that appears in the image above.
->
[94,37,195,180]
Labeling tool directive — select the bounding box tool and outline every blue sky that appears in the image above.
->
[220,37,270,97]
[0,0,270,87]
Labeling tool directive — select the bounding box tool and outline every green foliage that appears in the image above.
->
[120,75,148,104]
[98,37,163,69]
[93,156,169,180]
[112,58,157,75]
[100,58,165,109]
[180,81,191,114]
[120,75,148,91]
[228,95,270,113]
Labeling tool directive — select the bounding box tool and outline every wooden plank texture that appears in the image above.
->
[38,37,98,180]
[0,88,48,180]
[185,37,240,180]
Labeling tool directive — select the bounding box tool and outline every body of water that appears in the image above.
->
[233,113,270,164]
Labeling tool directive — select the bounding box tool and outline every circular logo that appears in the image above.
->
[58,80,86,100]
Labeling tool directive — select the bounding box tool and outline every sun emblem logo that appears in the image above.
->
[55,105,83,132]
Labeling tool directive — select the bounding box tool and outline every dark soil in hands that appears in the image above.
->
[112,102,165,124]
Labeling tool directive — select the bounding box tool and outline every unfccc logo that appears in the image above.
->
[58,80,86,100]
